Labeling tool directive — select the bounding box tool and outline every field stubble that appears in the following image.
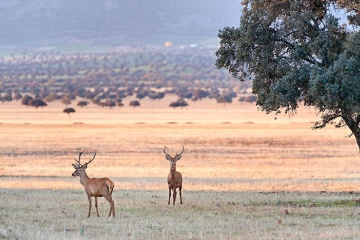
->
[0,97,360,239]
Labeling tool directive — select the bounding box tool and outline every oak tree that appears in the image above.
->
[216,0,360,152]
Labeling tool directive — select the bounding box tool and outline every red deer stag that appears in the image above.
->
[71,151,115,218]
[163,146,184,205]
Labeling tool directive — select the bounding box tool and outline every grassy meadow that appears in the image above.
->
[1,96,360,239]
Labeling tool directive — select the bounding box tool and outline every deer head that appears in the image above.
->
[72,151,96,177]
[163,146,184,170]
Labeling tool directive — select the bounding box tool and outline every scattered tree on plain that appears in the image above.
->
[129,100,140,107]
[216,0,360,152]
[29,99,47,109]
[63,107,75,116]
[77,101,88,107]
[169,98,188,108]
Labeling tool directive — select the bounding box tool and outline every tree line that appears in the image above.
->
[0,47,255,109]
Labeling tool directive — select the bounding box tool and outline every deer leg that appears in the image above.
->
[104,194,115,218]
[95,197,100,217]
[87,195,92,218]
[179,186,183,204]
[112,200,115,218]
[173,189,177,206]
[168,188,171,205]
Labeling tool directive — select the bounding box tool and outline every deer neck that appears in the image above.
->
[170,164,177,178]
[79,171,90,187]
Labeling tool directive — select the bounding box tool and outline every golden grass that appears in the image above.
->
[2,96,360,239]
[0,96,358,192]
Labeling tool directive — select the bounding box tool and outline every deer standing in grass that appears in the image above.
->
[163,146,184,205]
[71,151,115,218]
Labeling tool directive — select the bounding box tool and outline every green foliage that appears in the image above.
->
[216,0,360,151]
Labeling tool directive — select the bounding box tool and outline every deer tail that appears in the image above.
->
[106,179,114,194]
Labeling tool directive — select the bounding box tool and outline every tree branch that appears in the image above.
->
[312,113,339,129]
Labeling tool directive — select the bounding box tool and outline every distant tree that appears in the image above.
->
[129,100,140,107]
[148,91,165,100]
[13,92,22,101]
[105,99,116,108]
[29,99,47,109]
[125,87,134,96]
[63,107,75,116]
[209,88,220,99]
[216,95,232,104]
[91,97,101,105]
[244,95,256,104]
[192,89,209,100]
[84,91,97,99]
[61,94,72,106]
[115,98,123,107]
[238,96,247,102]
[0,93,12,103]
[136,91,147,99]
[169,98,188,108]
[77,101,89,107]
[216,0,360,152]
[182,91,193,99]
[44,94,55,102]
[175,87,189,99]
[21,95,33,106]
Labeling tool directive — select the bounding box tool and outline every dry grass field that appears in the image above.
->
[1,96,360,239]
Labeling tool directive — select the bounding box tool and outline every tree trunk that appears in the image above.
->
[342,114,360,154]
[356,134,360,154]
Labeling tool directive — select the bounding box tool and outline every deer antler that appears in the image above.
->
[74,151,85,167]
[163,146,170,156]
[84,152,96,165]
[163,146,184,162]
[174,146,184,159]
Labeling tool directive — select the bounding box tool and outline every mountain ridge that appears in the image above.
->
[0,0,241,47]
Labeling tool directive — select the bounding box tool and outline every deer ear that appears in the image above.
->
[165,155,172,161]
[174,155,182,161]
[72,164,78,169]
[83,163,88,169]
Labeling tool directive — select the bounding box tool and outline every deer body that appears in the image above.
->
[72,152,115,218]
[167,164,182,205]
[164,146,184,205]
[82,177,114,198]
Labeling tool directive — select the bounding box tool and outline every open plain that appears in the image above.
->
[1,96,360,239]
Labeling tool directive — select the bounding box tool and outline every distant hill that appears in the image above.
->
[0,0,241,49]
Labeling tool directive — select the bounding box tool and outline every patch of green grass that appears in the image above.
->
[2,189,360,239]
[277,199,360,208]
